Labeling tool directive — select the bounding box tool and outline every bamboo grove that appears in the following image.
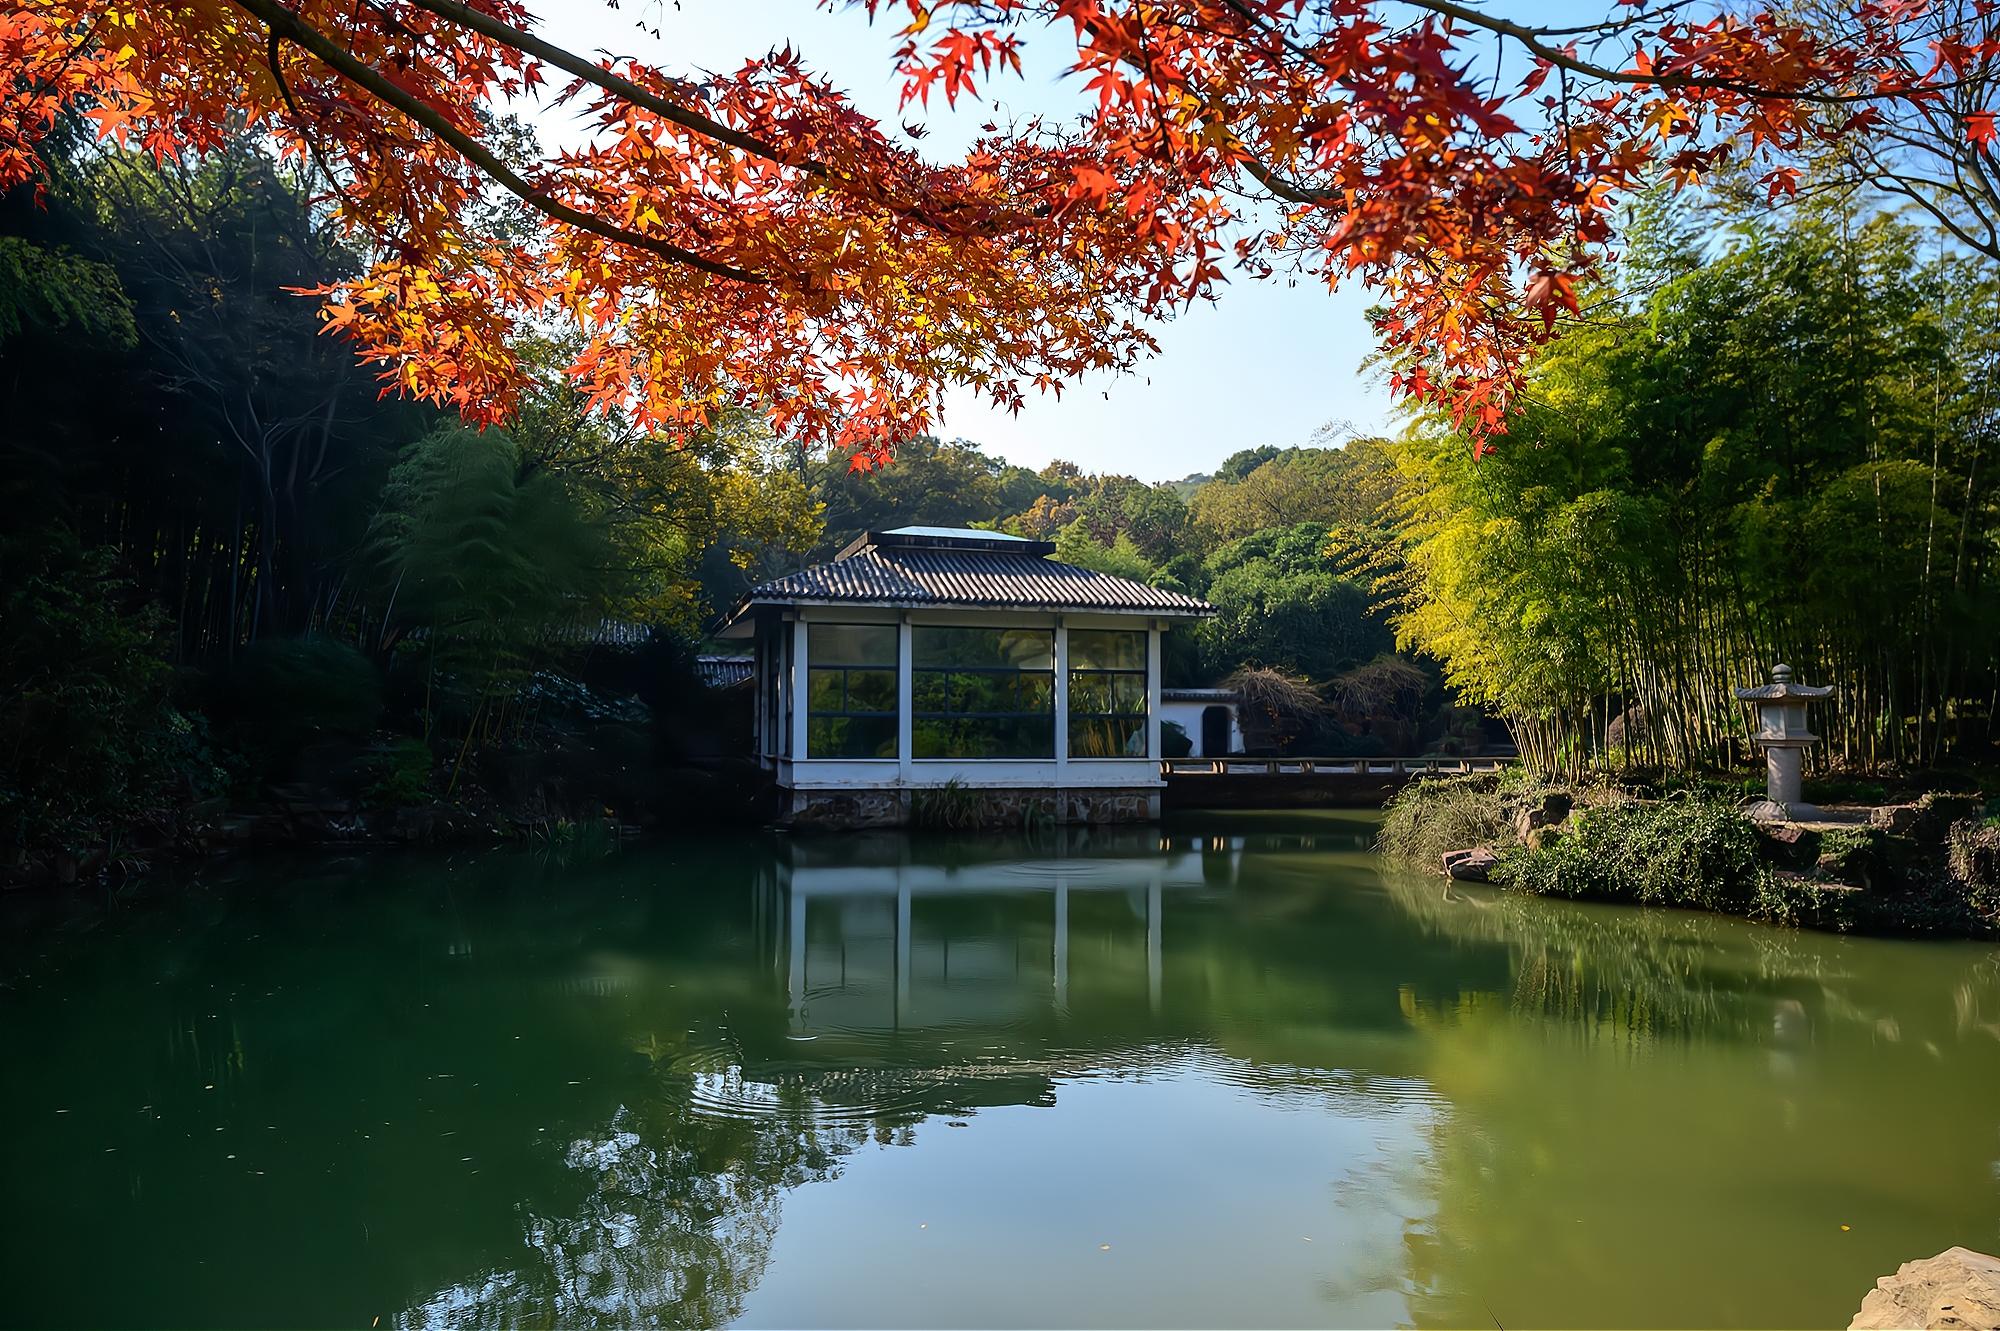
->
[1380,195,2000,777]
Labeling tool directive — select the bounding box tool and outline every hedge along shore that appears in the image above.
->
[1380,774,2000,940]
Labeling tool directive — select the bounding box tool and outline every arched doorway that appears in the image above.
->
[1200,705,1232,757]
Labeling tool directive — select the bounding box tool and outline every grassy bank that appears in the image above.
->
[1379,777,2000,939]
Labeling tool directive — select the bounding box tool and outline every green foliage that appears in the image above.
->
[1494,797,1769,913]
[0,237,135,348]
[1189,442,1396,546]
[1802,777,1892,806]
[809,435,1019,554]
[1946,821,2000,903]
[364,738,434,808]
[530,815,618,865]
[1384,199,2000,774]
[0,529,180,857]
[1052,523,1156,580]
[506,356,822,623]
[228,637,383,759]
[372,424,627,730]
[1749,877,1866,933]
[1216,444,1282,481]
[1377,776,1513,865]
[911,779,985,831]
[1200,524,1389,681]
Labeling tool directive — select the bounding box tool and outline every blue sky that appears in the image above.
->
[532,0,1398,480]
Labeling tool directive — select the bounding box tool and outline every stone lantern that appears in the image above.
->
[1734,663,1834,820]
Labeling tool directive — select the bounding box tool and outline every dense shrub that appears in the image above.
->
[363,738,433,808]
[1749,877,1866,933]
[1816,827,1893,888]
[226,637,383,765]
[0,531,184,861]
[1494,796,1768,913]
[1855,873,1999,937]
[1946,819,2000,916]
[1378,776,1512,865]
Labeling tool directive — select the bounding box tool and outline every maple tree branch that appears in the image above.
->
[1237,152,1333,204]
[19,8,109,105]
[401,0,1048,238]
[1394,0,1926,106]
[265,28,346,194]
[397,0,813,174]
[234,0,769,283]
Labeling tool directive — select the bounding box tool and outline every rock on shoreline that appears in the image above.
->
[1851,1248,2000,1330]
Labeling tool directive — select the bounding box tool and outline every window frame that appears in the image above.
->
[804,622,900,761]
[1066,627,1150,760]
[910,625,1057,761]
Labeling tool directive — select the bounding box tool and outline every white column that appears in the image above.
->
[1053,616,1070,786]
[750,627,764,757]
[895,875,912,1027]
[786,887,807,1033]
[789,615,809,762]
[897,613,914,783]
[1053,877,1069,1012]
[1146,877,1162,1014]
[1146,622,1164,762]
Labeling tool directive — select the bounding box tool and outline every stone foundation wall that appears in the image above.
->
[781,786,1161,831]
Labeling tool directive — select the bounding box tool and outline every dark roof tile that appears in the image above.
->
[735,546,1212,618]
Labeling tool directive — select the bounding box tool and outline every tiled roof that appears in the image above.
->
[729,532,1213,621]
[696,655,755,688]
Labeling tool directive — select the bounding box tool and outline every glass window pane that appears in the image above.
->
[1069,672,1146,715]
[1069,716,1146,758]
[1016,674,1054,712]
[913,626,1053,670]
[1105,674,1147,714]
[913,714,1053,758]
[845,668,897,713]
[1069,629,1145,671]
[807,668,843,713]
[807,716,847,758]
[912,671,952,712]
[1070,674,1111,713]
[810,714,897,759]
[810,623,897,666]
[851,715,897,757]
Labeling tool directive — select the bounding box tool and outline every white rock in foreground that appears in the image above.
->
[1851,1248,2000,1330]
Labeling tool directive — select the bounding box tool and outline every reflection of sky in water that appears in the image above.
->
[742,1066,1441,1330]
[3,813,1997,1330]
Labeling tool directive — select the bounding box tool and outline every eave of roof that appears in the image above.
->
[719,543,1213,634]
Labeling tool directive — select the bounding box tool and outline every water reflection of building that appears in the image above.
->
[757,832,1246,1035]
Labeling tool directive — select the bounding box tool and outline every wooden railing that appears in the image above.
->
[1159,756,1513,778]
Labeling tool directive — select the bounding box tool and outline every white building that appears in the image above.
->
[717,527,1214,827]
[757,830,1247,1035]
[1158,687,1244,758]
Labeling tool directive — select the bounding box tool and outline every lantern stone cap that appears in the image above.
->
[1735,662,1835,703]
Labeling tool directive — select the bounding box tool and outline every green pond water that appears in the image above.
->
[4,812,1998,1329]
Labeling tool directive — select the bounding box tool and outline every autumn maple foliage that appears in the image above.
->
[3,0,1994,461]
